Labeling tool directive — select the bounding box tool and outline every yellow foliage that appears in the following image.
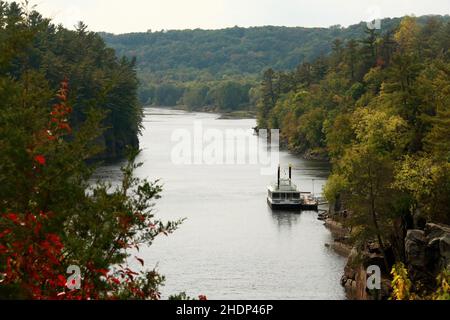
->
[390,263,413,300]
[433,269,450,300]
[390,263,450,300]
[394,16,420,53]
[352,107,408,154]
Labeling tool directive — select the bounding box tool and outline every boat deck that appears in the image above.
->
[267,166,320,211]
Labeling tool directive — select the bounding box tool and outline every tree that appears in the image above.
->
[258,68,277,128]
[331,38,344,69]
[394,16,420,55]
[0,2,184,299]
[422,61,450,161]
[154,83,184,106]
[324,113,354,160]
[209,81,249,111]
[257,15,450,296]
[327,108,408,269]
[345,39,359,81]
[0,1,142,160]
[182,85,208,109]
[393,155,450,225]
[0,78,182,300]
[360,27,379,71]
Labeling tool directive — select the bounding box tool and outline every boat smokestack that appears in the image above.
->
[277,165,280,188]
[289,164,292,180]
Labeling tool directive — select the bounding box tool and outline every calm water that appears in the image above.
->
[96,107,346,300]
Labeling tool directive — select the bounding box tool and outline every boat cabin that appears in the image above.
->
[267,165,319,211]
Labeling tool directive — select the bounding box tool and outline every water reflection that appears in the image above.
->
[96,107,347,300]
[271,210,301,229]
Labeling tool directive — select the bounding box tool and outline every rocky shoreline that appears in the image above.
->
[321,210,450,300]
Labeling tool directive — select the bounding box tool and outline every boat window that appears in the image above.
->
[293,193,300,200]
[272,193,280,199]
[286,193,292,200]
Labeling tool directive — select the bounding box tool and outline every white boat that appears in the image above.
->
[267,166,319,211]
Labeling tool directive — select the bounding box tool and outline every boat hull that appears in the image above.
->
[300,204,319,211]
[267,199,318,211]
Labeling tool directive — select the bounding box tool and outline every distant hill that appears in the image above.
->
[100,15,449,83]
[100,15,450,109]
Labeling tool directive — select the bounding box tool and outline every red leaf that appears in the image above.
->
[41,240,51,250]
[5,213,17,221]
[34,155,46,166]
[57,275,66,287]
[47,233,61,244]
[0,228,12,238]
[34,222,42,235]
[97,269,109,276]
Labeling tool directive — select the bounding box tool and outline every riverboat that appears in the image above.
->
[267,165,319,211]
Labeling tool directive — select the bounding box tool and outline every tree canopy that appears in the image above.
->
[0,2,186,300]
[0,1,142,160]
[257,15,450,293]
[102,16,450,111]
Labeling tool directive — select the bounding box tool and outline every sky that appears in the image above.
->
[20,0,450,34]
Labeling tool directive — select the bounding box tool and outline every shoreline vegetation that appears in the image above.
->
[149,105,257,120]
[0,2,187,300]
[254,15,450,299]
[324,211,450,300]
[102,15,450,114]
[1,0,449,300]
[0,2,142,161]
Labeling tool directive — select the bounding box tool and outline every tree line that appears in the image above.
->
[0,1,190,300]
[139,80,256,111]
[0,1,142,160]
[102,16,449,111]
[257,16,450,297]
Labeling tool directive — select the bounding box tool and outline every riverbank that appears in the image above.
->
[322,211,392,300]
[217,110,257,119]
[323,208,450,300]
[147,105,257,120]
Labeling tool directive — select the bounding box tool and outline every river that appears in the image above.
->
[95,107,346,300]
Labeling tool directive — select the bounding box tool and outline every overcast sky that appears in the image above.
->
[22,0,450,34]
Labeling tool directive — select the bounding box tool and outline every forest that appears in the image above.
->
[257,16,450,298]
[1,0,449,301]
[0,2,142,160]
[0,1,186,300]
[102,16,449,112]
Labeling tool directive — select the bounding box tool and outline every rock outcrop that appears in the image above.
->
[339,222,450,299]
[405,223,450,287]
[326,206,450,300]
[340,244,391,300]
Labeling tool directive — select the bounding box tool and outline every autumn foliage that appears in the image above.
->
[0,79,182,299]
[0,1,208,300]
[0,211,66,299]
